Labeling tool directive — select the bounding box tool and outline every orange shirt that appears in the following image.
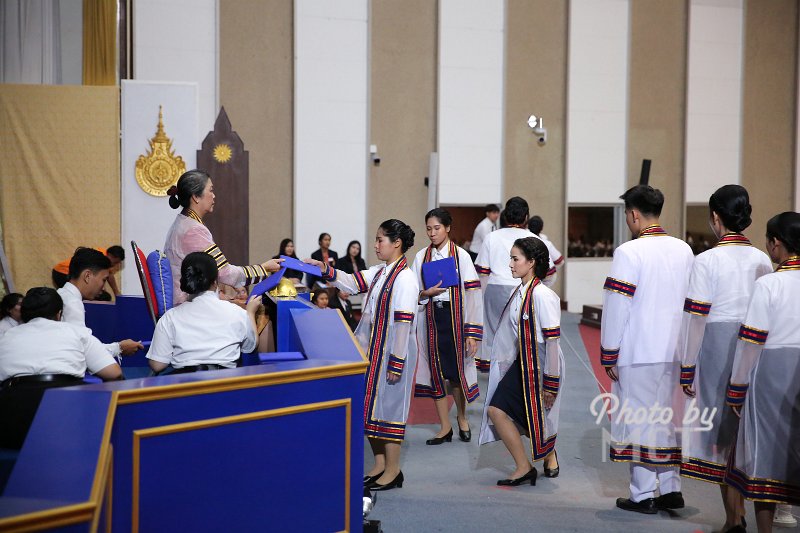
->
[53,247,108,275]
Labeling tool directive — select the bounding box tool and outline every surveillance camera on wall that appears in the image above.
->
[527,115,547,146]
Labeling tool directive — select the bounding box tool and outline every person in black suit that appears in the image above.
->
[273,238,304,283]
[307,233,338,288]
[328,287,357,331]
[335,240,367,275]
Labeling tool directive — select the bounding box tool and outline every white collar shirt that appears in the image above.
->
[0,316,19,336]
[57,281,121,357]
[0,318,117,381]
[428,242,452,303]
[469,217,496,253]
[476,228,555,286]
[146,291,257,369]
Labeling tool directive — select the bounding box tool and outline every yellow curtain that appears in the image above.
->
[82,0,117,86]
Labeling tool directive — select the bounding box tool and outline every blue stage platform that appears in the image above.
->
[0,297,367,532]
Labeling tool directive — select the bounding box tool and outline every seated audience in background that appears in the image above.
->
[0,293,23,336]
[311,288,330,309]
[273,238,304,283]
[307,233,338,288]
[57,248,143,357]
[0,287,122,449]
[469,204,501,260]
[335,240,367,275]
[146,252,259,374]
[52,245,125,301]
[328,287,357,330]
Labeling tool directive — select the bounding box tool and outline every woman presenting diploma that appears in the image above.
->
[164,170,282,305]
[307,219,419,492]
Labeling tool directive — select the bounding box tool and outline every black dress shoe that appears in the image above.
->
[724,526,746,533]
[616,497,657,514]
[426,428,453,445]
[543,450,559,478]
[369,471,403,491]
[497,467,537,487]
[363,471,384,484]
[655,491,684,510]
[458,427,471,442]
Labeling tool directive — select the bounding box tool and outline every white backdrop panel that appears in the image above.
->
[121,80,198,295]
[685,0,743,203]
[437,0,505,206]
[565,259,612,313]
[566,0,629,204]
[294,0,368,260]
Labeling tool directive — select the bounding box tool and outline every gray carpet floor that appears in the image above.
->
[363,312,799,532]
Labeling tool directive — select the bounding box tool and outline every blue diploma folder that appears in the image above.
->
[422,257,459,289]
[248,267,286,302]
[280,255,322,277]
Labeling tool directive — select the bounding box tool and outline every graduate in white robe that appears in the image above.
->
[479,237,563,486]
[412,208,483,444]
[676,185,771,532]
[475,197,556,373]
[311,219,419,492]
[528,215,565,272]
[724,212,800,531]
[600,185,694,514]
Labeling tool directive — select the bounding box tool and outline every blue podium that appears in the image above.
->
[0,297,367,532]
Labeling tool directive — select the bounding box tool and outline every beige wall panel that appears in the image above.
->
[504,0,568,296]
[368,0,437,264]
[0,85,120,291]
[741,0,798,250]
[220,0,293,263]
[627,0,687,237]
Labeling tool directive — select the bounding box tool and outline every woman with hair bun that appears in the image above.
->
[164,169,283,305]
[0,293,23,336]
[677,185,772,532]
[146,252,260,374]
[479,237,563,487]
[724,211,800,532]
[307,219,419,492]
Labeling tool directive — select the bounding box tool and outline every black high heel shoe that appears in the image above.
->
[426,428,453,445]
[369,471,404,491]
[363,471,384,484]
[544,450,559,478]
[497,467,537,486]
[458,423,471,442]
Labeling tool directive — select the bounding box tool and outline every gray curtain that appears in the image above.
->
[0,0,62,83]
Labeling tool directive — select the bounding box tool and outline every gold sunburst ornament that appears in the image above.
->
[213,143,233,163]
[135,106,187,196]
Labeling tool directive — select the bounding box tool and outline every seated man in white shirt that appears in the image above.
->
[57,247,143,357]
[0,287,122,449]
[147,252,259,374]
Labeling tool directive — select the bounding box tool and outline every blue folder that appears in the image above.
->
[421,256,459,289]
[248,267,287,302]
[280,255,323,277]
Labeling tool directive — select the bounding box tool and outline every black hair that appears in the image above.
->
[620,185,664,217]
[21,287,63,322]
[425,207,452,227]
[311,288,330,305]
[379,219,415,253]
[485,204,500,214]
[0,293,23,319]
[318,233,331,245]
[499,210,508,228]
[106,245,125,261]
[766,211,800,255]
[168,169,211,210]
[708,185,752,233]
[68,247,112,280]
[513,237,550,281]
[346,240,363,259]
[528,215,544,235]
[180,252,219,295]
[504,196,529,225]
[279,238,297,258]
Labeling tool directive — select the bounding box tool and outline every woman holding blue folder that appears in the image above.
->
[412,208,483,445]
[308,219,419,492]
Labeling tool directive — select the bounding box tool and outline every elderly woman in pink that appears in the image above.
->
[164,169,282,305]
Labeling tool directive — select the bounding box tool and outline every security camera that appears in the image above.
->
[533,126,547,146]
[372,157,381,166]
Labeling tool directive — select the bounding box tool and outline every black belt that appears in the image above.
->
[1,374,83,390]
[433,300,451,309]
[172,364,229,373]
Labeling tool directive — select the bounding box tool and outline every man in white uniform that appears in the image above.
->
[0,288,121,448]
[600,185,694,514]
[528,215,564,275]
[57,247,143,357]
[469,204,500,259]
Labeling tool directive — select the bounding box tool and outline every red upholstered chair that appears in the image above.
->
[131,241,159,325]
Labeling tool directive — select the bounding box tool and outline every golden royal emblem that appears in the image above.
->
[135,106,186,196]
[213,143,233,163]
